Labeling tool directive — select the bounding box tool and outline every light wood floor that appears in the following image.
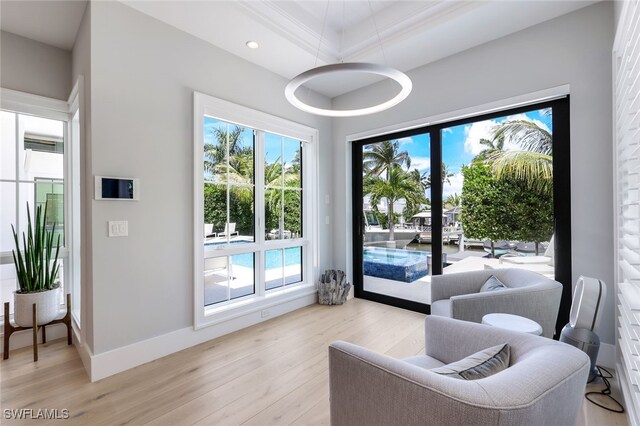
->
[0,299,629,425]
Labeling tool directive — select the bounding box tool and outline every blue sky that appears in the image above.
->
[392,108,552,198]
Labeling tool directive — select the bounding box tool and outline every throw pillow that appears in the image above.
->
[430,343,510,380]
[480,275,507,292]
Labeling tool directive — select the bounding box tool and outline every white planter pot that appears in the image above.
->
[14,287,61,327]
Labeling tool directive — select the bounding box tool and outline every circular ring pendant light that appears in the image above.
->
[285,63,412,117]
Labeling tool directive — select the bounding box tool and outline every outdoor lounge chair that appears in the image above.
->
[500,235,554,266]
[204,256,228,272]
[268,229,292,239]
[218,222,239,238]
[204,223,215,238]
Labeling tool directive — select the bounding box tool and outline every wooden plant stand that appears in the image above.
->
[3,293,72,362]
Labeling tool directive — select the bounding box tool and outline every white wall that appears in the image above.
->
[88,2,332,355]
[0,31,71,100]
[331,2,616,344]
[614,0,625,33]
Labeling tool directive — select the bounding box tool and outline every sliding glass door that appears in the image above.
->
[352,98,571,334]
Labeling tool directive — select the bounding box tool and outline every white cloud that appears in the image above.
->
[397,137,413,145]
[442,128,454,134]
[464,120,495,155]
[409,156,430,172]
[443,172,464,199]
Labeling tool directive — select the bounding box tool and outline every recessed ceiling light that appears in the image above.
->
[246,41,259,49]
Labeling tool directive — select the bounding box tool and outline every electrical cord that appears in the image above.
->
[585,366,625,414]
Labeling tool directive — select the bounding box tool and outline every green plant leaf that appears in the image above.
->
[10,202,62,293]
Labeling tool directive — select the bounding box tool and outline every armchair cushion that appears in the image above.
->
[480,275,507,292]
[430,343,510,380]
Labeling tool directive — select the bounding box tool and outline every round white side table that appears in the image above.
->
[481,313,543,336]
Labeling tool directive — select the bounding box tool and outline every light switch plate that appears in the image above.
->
[108,220,128,237]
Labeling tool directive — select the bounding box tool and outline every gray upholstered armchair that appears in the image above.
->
[430,268,562,337]
[329,316,590,426]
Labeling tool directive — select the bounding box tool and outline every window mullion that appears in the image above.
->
[226,257,231,302]
[280,137,285,287]
[280,136,285,242]
[225,122,231,246]
[14,112,20,238]
[63,122,69,263]
[255,130,266,297]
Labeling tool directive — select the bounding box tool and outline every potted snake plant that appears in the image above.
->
[11,202,61,327]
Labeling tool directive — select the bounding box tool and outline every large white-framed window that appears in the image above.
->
[0,87,82,329]
[194,92,318,328]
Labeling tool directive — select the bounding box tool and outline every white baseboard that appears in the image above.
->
[88,292,316,382]
[73,326,92,379]
[597,342,616,369]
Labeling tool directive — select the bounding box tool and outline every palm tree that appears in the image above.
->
[364,165,426,241]
[483,120,553,195]
[204,125,255,185]
[476,137,504,161]
[264,156,302,234]
[204,126,242,171]
[402,170,431,220]
[204,125,255,234]
[423,162,454,189]
[408,169,428,192]
[445,193,462,208]
[492,120,552,155]
[363,140,410,179]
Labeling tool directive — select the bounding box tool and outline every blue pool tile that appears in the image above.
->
[363,247,429,283]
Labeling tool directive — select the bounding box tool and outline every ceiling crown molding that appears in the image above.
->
[340,1,482,61]
[237,1,340,64]
[238,0,482,67]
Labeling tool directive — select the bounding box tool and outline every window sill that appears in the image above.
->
[196,283,316,330]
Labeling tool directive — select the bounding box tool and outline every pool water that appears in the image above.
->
[363,247,428,265]
[205,245,302,270]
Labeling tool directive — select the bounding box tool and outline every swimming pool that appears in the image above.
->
[363,247,429,283]
[205,242,301,270]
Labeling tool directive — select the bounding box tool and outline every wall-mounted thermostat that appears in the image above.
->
[95,176,139,200]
